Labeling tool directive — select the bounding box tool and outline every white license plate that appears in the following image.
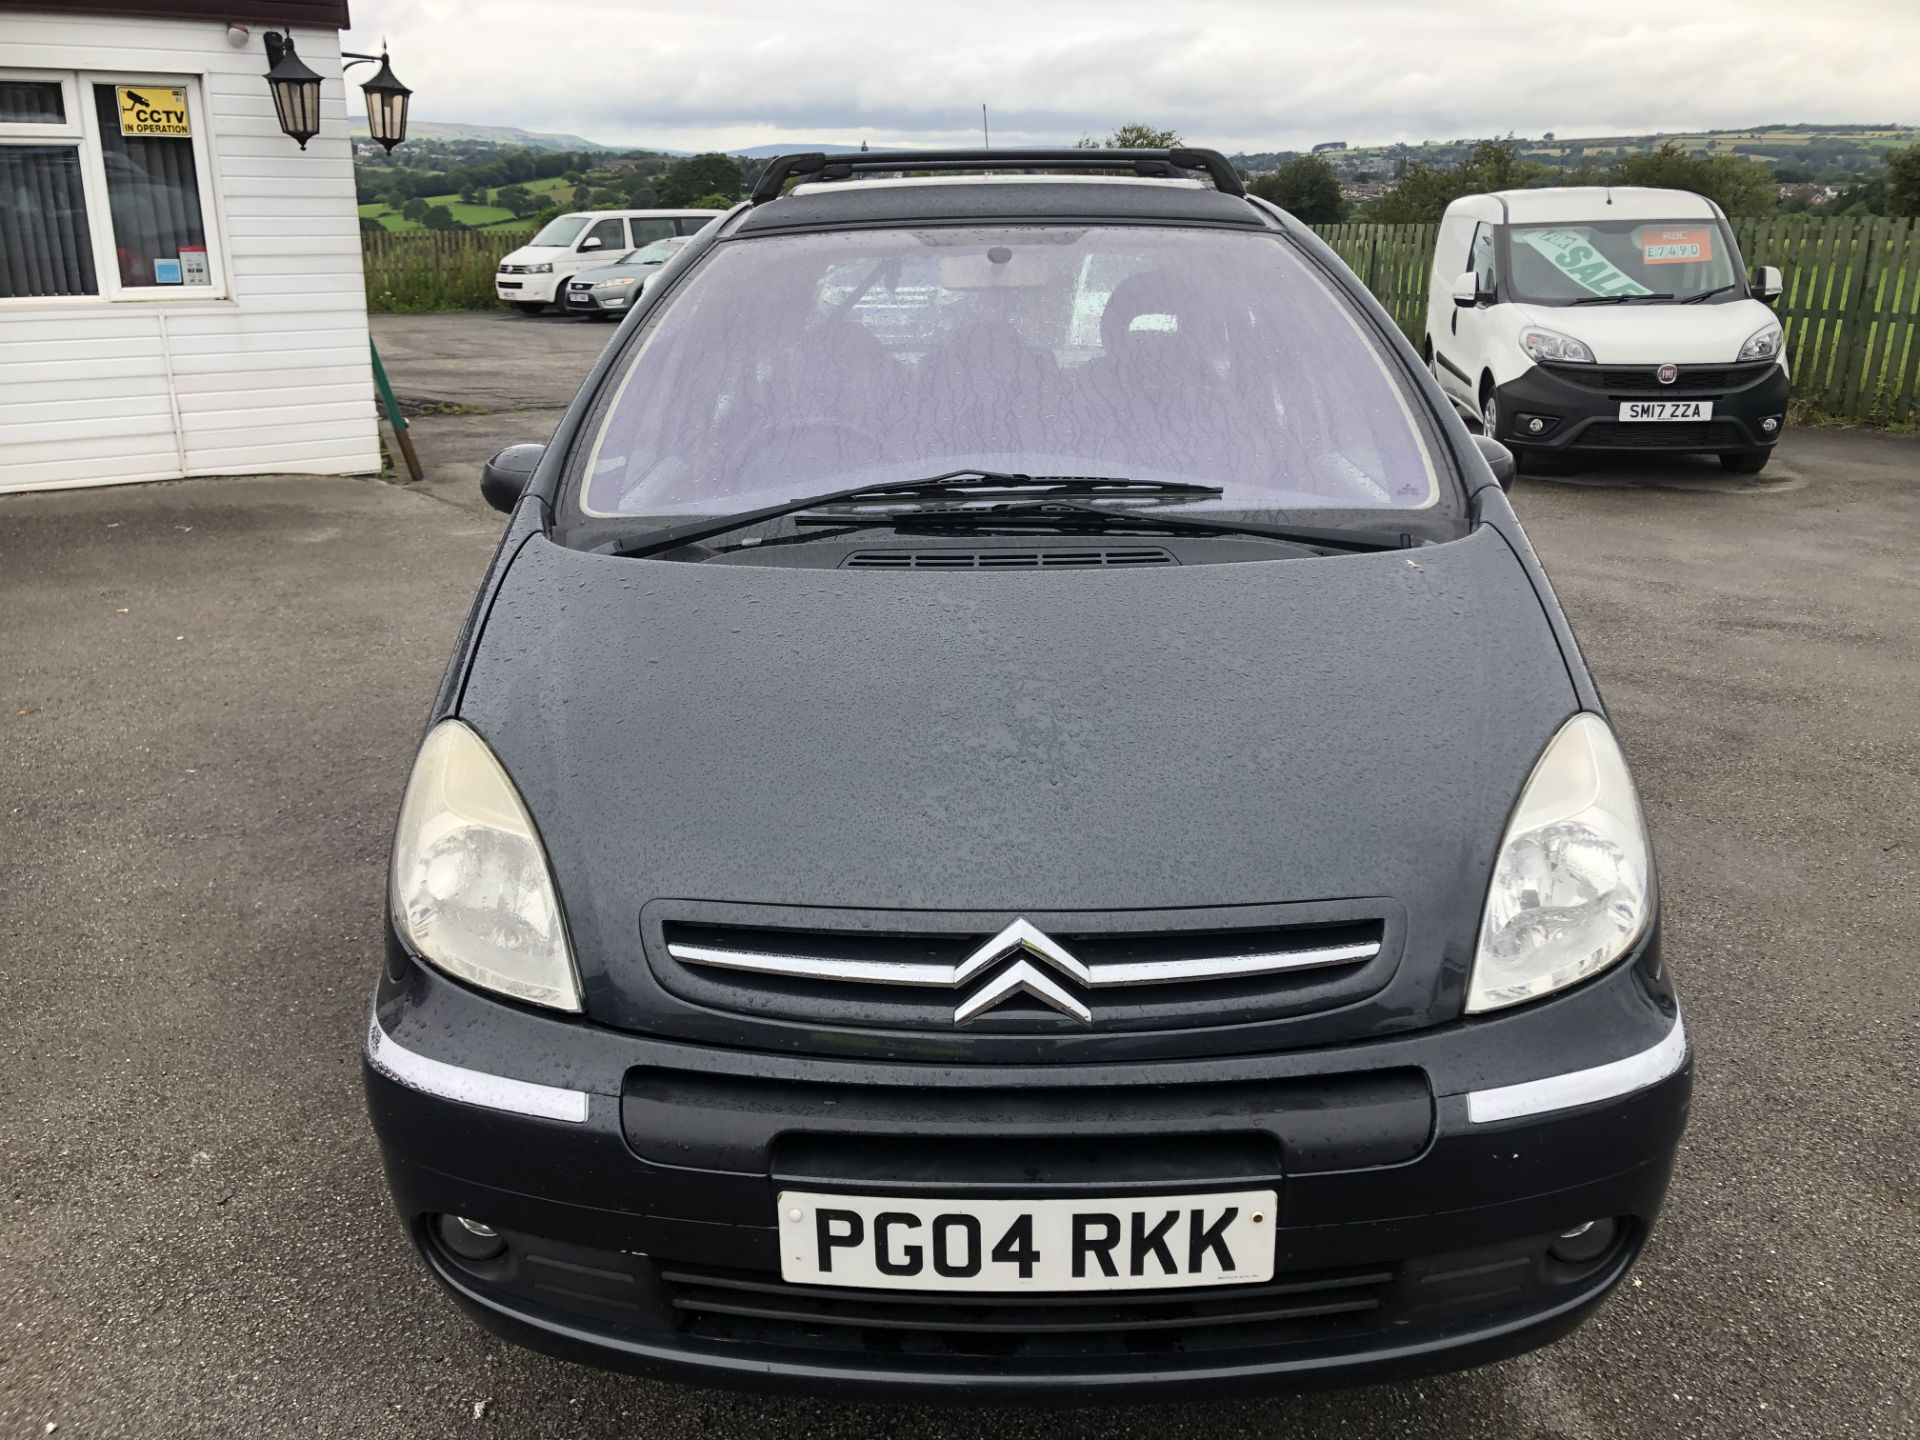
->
[776,1189,1276,1293]
[1618,400,1712,421]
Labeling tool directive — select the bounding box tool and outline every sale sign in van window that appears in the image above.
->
[1515,229,1652,298]
[1641,227,1713,264]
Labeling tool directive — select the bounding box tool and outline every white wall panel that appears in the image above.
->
[0,10,380,491]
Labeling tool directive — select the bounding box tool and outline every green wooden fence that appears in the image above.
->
[363,217,1920,422]
[363,228,533,314]
[1312,216,1920,424]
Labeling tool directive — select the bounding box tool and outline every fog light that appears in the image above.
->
[1528,417,1545,434]
[1514,413,1559,436]
[1761,416,1780,434]
[437,1213,507,1261]
[1548,1217,1618,1264]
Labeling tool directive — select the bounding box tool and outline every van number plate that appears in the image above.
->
[1619,400,1712,421]
[776,1189,1276,1293]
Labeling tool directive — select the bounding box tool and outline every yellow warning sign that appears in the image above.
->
[116,86,191,138]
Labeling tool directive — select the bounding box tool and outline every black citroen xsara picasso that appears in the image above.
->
[365,149,1690,1402]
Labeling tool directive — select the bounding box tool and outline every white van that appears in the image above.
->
[1423,187,1787,473]
[495,209,723,313]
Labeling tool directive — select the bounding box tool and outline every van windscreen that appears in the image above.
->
[529,216,591,247]
[1505,219,1740,304]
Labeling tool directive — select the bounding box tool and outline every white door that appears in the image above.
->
[573,215,627,268]
[1440,222,1498,409]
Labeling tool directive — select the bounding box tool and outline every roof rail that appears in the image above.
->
[748,147,1247,205]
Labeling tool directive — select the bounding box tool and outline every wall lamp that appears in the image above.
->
[262,31,412,152]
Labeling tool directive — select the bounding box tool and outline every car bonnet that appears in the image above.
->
[455,524,1578,1038]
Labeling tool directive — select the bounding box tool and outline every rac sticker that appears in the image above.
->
[117,86,191,138]
[1641,227,1713,264]
[1517,228,1651,298]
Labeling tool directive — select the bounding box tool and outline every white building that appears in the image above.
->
[0,1,379,493]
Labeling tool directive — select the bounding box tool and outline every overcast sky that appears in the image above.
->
[343,0,1917,154]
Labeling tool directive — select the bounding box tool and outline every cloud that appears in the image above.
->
[346,0,1918,152]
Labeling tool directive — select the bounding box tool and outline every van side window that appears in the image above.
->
[583,217,625,251]
[630,218,675,246]
[1469,223,1496,294]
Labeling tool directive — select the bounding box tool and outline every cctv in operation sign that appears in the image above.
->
[116,86,191,138]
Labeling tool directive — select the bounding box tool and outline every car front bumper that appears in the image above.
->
[1494,360,1789,455]
[496,274,559,303]
[565,287,634,314]
[364,934,1690,1403]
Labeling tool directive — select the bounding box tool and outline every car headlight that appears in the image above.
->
[1520,327,1595,364]
[525,262,553,274]
[603,276,640,287]
[1467,714,1653,1014]
[390,719,581,1012]
[1738,322,1783,362]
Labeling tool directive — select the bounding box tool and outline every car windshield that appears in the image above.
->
[630,237,684,265]
[529,216,591,247]
[577,225,1440,519]
[1505,219,1740,304]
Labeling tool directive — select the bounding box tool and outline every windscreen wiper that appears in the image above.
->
[1681,283,1739,304]
[596,471,1222,559]
[794,497,1409,554]
[1570,292,1675,306]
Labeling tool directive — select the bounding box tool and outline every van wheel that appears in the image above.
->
[1480,388,1500,441]
[511,302,547,316]
[1719,450,1771,475]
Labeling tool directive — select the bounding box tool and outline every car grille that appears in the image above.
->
[650,906,1396,1035]
[1544,361,1776,394]
[1577,419,1744,449]
[660,1261,1394,1358]
[842,546,1178,569]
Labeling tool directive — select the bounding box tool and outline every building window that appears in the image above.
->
[0,146,96,296]
[0,80,66,124]
[0,71,223,303]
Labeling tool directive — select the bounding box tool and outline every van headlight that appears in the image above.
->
[1519,327,1595,364]
[390,720,582,1012]
[1738,322,1783,362]
[1467,714,1653,1014]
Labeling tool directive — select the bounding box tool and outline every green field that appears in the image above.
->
[358,175,577,233]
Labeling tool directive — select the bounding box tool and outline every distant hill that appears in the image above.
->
[1233,123,1917,177]
[352,119,612,151]
[729,143,871,159]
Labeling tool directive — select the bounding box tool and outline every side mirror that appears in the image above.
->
[580,236,603,250]
[1751,264,1782,304]
[1452,271,1490,308]
[481,443,544,513]
[1472,433,1516,491]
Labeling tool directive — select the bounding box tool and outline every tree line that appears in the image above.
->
[360,148,758,233]
[1100,125,1920,224]
[356,125,1920,234]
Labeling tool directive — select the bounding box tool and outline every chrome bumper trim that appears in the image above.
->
[366,1016,589,1124]
[1467,1012,1688,1124]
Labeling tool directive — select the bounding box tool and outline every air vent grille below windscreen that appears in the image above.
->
[841,547,1178,570]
